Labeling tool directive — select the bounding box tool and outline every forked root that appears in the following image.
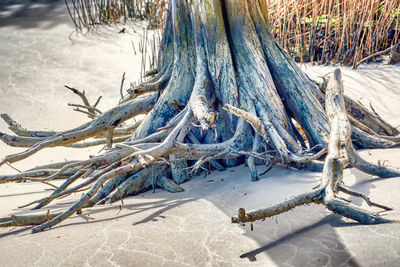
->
[0,212,62,227]
[11,108,193,232]
[1,0,399,234]
[223,104,327,163]
[232,69,398,225]
[64,85,102,119]
[0,93,157,166]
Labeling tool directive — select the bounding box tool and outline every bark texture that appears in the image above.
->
[1,0,399,232]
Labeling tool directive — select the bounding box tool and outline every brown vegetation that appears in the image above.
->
[67,0,400,66]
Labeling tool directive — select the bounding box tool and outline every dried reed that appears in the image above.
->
[65,0,400,65]
[268,0,400,65]
[65,0,168,31]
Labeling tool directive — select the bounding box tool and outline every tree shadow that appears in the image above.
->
[177,166,364,265]
[53,198,194,230]
[0,190,47,198]
[240,214,361,266]
[0,0,70,30]
[0,225,31,238]
[0,197,194,236]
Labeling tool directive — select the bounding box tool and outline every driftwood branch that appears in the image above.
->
[1,1,399,234]
[354,43,399,69]
[232,69,395,225]
[64,85,102,119]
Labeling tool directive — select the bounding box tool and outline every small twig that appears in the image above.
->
[368,102,390,128]
[64,85,90,107]
[64,85,100,119]
[144,68,158,77]
[338,184,392,211]
[132,41,136,55]
[68,103,102,114]
[259,162,273,176]
[98,145,107,154]
[106,128,115,149]
[40,181,58,189]
[157,157,171,166]
[354,43,398,69]
[231,150,272,161]
[191,149,229,173]
[45,210,50,222]
[5,162,22,173]
[93,96,102,108]
[73,108,98,117]
[115,143,142,151]
[119,72,126,103]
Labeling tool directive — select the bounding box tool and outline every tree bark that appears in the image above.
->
[1,0,399,232]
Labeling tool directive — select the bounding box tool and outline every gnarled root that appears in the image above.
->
[0,212,62,227]
[1,1,399,233]
[232,69,398,226]
[0,93,157,165]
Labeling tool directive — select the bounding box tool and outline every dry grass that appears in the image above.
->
[66,0,400,65]
[268,0,400,65]
[65,0,168,31]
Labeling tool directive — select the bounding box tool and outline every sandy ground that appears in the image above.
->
[1,1,400,266]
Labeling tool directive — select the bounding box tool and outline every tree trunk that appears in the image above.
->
[1,0,399,232]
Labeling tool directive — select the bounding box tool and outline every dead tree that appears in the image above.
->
[1,0,399,233]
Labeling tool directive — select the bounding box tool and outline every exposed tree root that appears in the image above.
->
[64,85,102,119]
[0,92,157,165]
[0,212,62,227]
[232,69,397,226]
[1,0,399,232]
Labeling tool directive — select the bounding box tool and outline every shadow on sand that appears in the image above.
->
[0,0,70,30]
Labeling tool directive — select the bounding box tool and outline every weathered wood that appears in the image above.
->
[1,1,399,232]
[248,0,329,147]
[157,176,184,193]
[232,69,394,225]
[105,165,170,203]
[1,93,157,165]
[247,134,261,181]
[0,212,62,227]
[232,189,322,224]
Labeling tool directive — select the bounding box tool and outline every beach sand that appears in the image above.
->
[1,1,400,266]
